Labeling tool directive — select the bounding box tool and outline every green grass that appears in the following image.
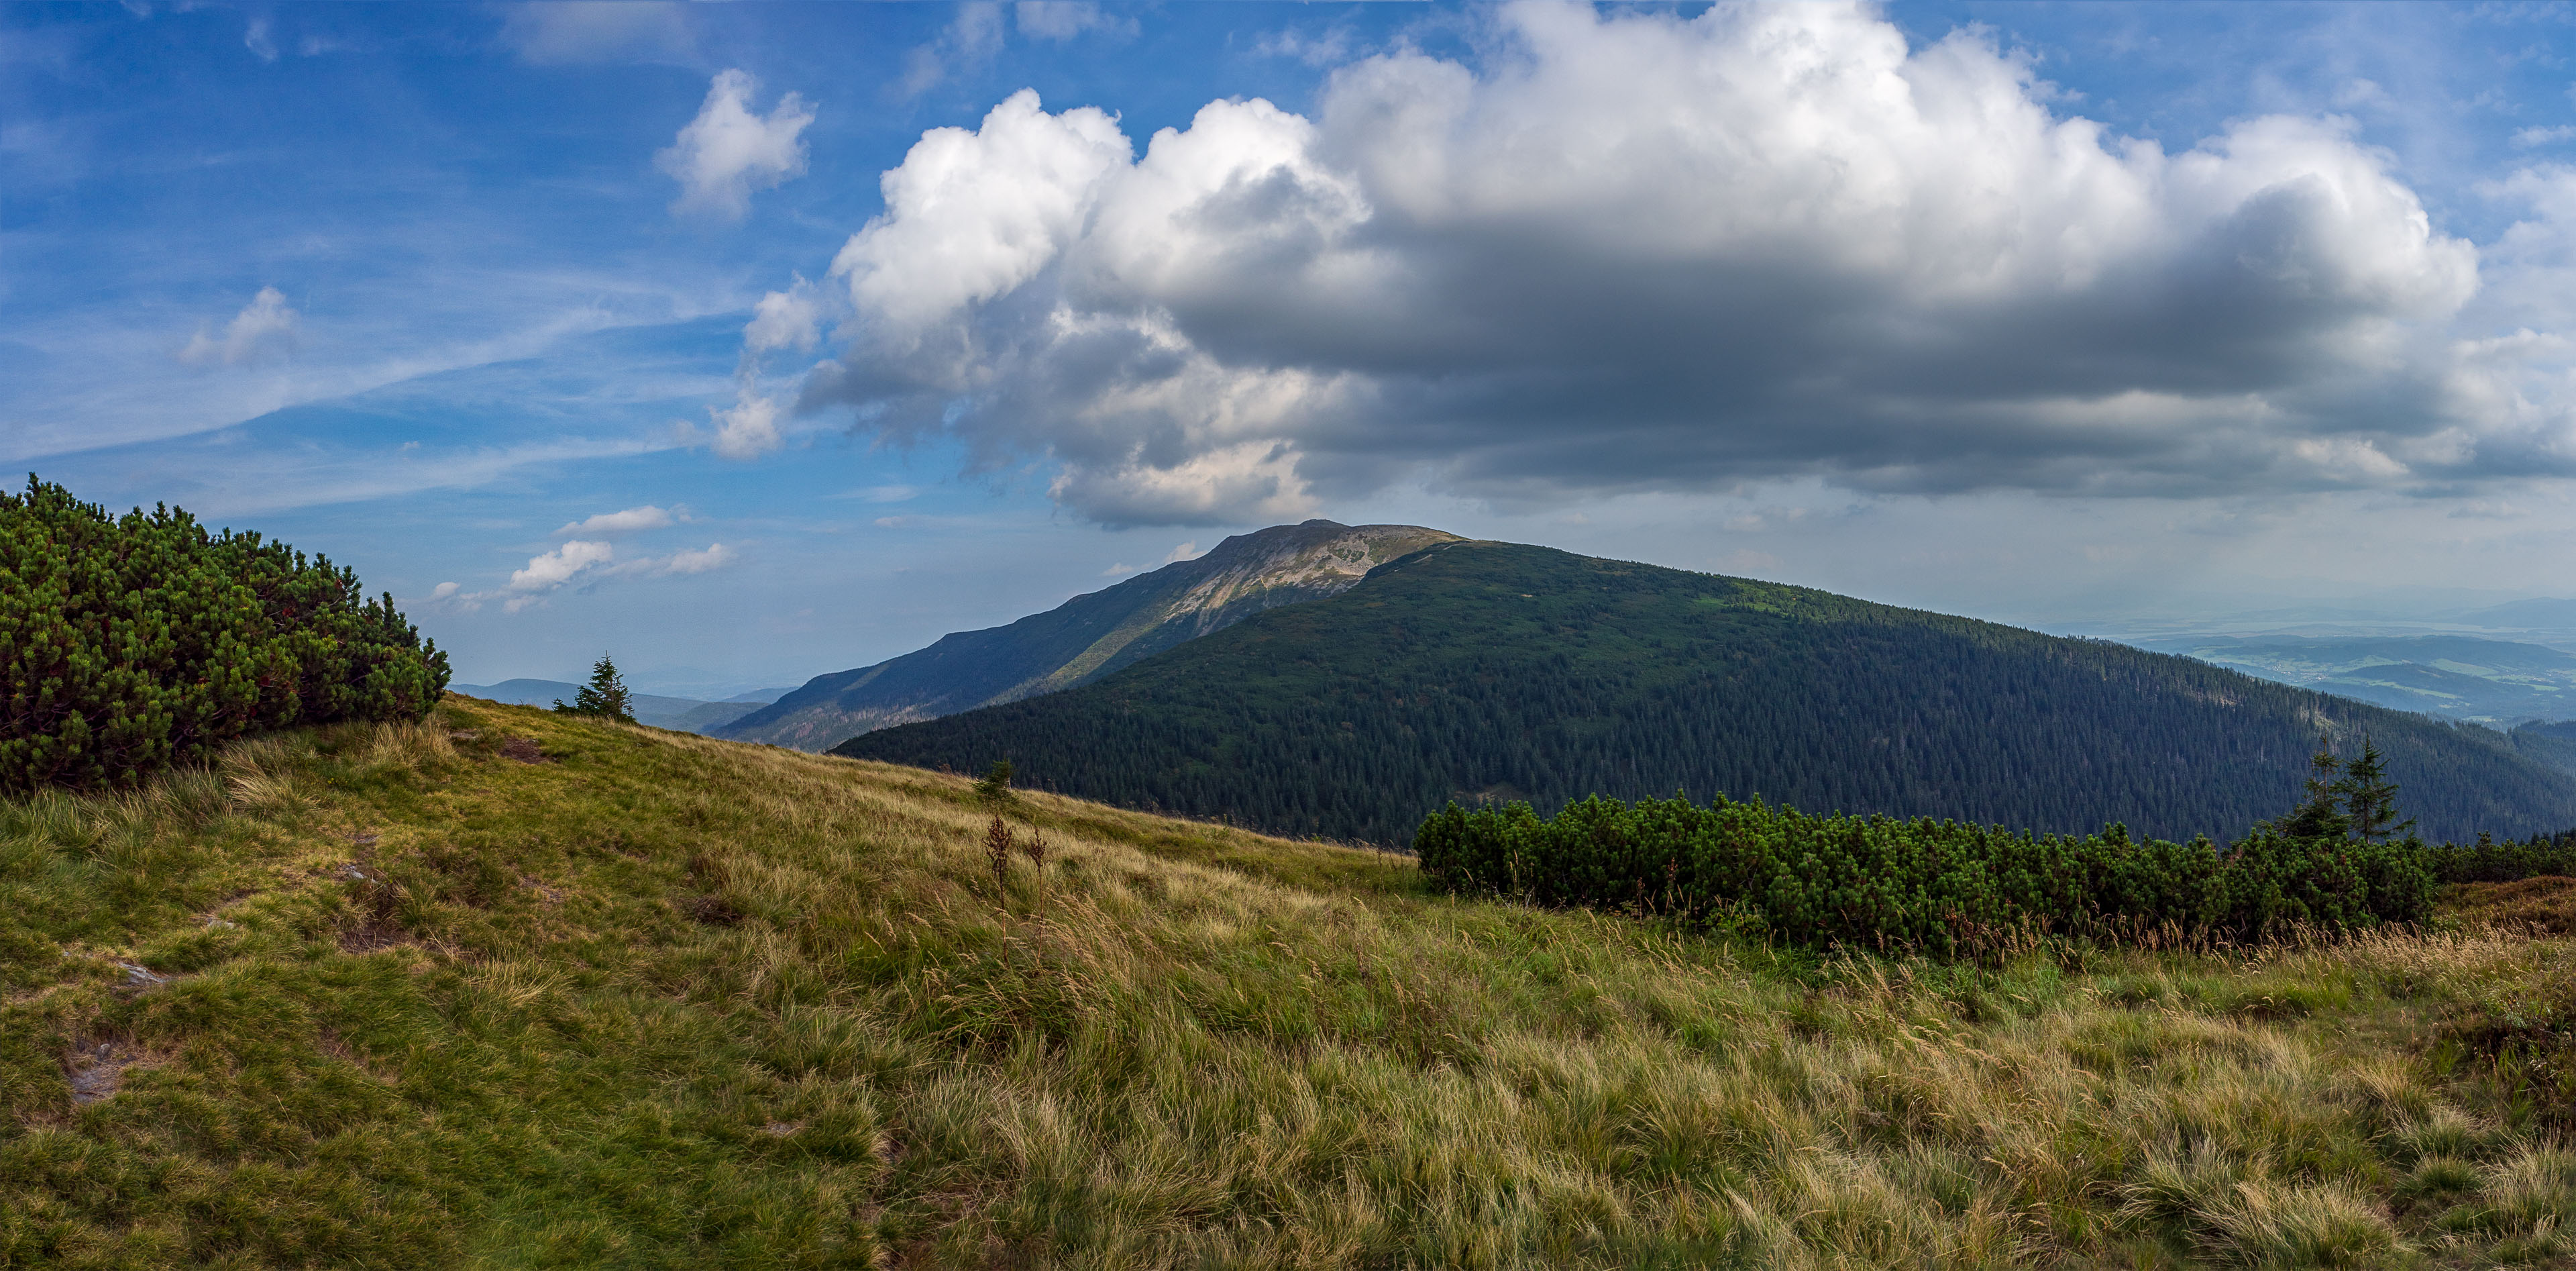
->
[5,697,2576,1267]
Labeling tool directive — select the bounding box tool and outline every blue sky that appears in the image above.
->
[15,2,2576,695]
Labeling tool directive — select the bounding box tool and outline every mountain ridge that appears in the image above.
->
[718,519,1459,750]
[447,679,785,734]
[837,540,2576,846]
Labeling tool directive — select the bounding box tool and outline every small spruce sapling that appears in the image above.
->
[975,759,1016,809]
[2282,738,2351,842]
[2337,735,2416,844]
[553,653,636,724]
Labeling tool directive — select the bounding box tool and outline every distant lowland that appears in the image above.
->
[446,680,794,735]
[2130,634,2576,725]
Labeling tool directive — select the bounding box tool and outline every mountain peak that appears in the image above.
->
[716,520,1460,750]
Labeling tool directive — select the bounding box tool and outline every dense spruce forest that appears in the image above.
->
[839,541,2576,846]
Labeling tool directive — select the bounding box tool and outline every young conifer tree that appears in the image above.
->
[2337,734,2415,844]
[2281,738,2351,842]
[554,654,635,723]
[975,760,1016,809]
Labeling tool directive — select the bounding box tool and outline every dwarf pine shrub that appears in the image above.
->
[1415,791,2438,954]
[2427,830,2576,884]
[0,476,449,793]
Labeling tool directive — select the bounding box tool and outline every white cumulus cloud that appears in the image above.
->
[508,538,613,593]
[657,69,814,221]
[786,0,2519,525]
[555,505,681,536]
[178,287,299,367]
[460,536,736,613]
[651,542,735,575]
[742,277,823,366]
[708,393,783,460]
[700,275,826,464]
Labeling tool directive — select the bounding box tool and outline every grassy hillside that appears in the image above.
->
[838,541,2576,847]
[9,699,2576,1266]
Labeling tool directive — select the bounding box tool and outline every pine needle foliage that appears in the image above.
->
[0,476,448,794]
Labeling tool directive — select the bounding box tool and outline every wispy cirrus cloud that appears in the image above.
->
[498,1,694,66]
[1013,3,1134,43]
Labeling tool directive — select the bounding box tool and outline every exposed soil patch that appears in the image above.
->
[338,922,411,953]
[686,894,743,926]
[65,1040,144,1105]
[499,736,553,764]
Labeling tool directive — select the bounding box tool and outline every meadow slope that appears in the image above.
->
[4,697,2576,1267]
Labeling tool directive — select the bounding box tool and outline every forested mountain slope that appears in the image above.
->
[719,520,1456,750]
[838,541,2576,846]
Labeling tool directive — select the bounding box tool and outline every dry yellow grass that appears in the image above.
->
[2,697,2573,1268]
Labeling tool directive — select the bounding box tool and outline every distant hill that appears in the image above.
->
[837,540,2576,846]
[448,679,784,735]
[718,520,1459,750]
[2131,634,2576,723]
[2455,597,2576,631]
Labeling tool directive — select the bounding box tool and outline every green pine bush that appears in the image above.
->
[0,475,449,793]
[2424,829,2576,884]
[1415,791,2438,956]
